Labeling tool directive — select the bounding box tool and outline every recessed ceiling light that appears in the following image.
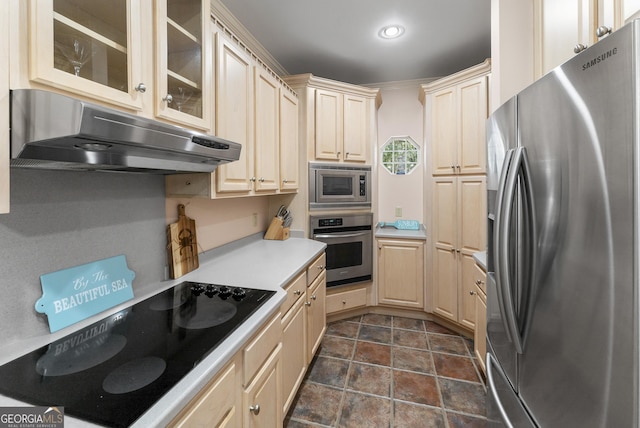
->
[379,25,405,39]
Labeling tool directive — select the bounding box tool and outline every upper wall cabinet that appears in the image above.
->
[284,74,380,164]
[154,0,212,130]
[421,60,490,176]
[29,0,144,111]
[535,0,640,78]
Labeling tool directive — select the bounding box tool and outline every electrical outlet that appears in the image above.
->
[252,213,258,227]
[395,207,402,217]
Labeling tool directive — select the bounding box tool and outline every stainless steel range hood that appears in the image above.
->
[10,89,242,174]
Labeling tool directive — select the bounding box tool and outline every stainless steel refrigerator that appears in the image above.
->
[486,20,639,427]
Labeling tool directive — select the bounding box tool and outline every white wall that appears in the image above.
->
[375,81,430,223]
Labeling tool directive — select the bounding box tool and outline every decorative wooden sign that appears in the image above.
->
[35,255,135,333]
[166,204,199,279]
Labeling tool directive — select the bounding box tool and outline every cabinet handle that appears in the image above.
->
[345,152,350,158]
[451,165,456,171]
[311,295,317,300]
[596,26,612,38]
[250,177,256,182]
[305,301,312,306]
[475,279,484,286]
[456,165,461,171]
[336,151,341,158]
[258,177,265,182]
[456,249,461,253]
[470,290,476,296]
[249,404,260,415]
[450,248,456,253]
[283,179,288,184]
[294,290,302,296]
[342,300,347,304]
[162,94,173,104]
[135,83,146,93]
[574,44,588,54]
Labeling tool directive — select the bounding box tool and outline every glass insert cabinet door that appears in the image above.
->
[154,0,212,130]
[29,0,144,110]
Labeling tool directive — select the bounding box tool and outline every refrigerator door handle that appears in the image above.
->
[497,147,526,354]
[519,148,538,346]
[494,148,516,344]
[487,353,515,428]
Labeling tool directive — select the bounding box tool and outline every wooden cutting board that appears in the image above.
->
[166,204,199,279]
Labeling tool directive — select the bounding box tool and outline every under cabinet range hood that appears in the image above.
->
[10,89,242,174]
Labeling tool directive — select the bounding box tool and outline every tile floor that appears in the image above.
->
[285,314,487,428]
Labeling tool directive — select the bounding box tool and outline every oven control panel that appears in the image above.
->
[318,218,343,228]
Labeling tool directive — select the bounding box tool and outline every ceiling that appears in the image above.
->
[219,0,492,85]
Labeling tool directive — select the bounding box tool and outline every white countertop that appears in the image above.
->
[473,251,487,271]
[374,224,427,240]
[0,233,326,427]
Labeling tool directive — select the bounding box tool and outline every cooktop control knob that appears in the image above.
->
[191,283,205,296]
[204,285,218,298]
[218,286,232,299]
[232,288,247,301]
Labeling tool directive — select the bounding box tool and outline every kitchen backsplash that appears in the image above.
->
[0,169,166,350]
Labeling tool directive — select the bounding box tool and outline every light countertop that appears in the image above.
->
[375,224,427,240]
[0,233,326,427]
[473,251,487,271]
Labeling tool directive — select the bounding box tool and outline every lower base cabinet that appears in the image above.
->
[243,344,282,428]
[377,238,425,309]
[326,286,367,314]
[281,294,306,413]
[472,262,487,373]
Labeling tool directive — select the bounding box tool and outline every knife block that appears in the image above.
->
[264,216,290,240]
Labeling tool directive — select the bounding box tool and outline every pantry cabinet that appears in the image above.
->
[283,74,379,164]
[534,0,640,78]
[377,239,425,309]
[431,176,486,329]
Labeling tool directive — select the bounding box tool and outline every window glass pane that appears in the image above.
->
[381,136,419,175]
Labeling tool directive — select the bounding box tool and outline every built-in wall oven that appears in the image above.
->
[310,213,372,287]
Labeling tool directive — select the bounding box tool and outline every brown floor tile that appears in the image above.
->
[342,314,363,323]
[353,341,391,366]
[326,320,360,339]
[306,356,350,388]
[393,401,446,428]
[393,329,428,349]
[393,316,426,331]
[393,370,441,407]
[289,382,343,426]
[319,335,356,359]
[428,333,470,356]
[439,378,486,416]
[362,313,392,327]
[284,419,314,428]
[338,392,391,427]
[433,353,479,382]
[358,324,392,344]
[425,321,457,335]
[447,412,487,428]
[392,347,435,374]
[347,362,391,397]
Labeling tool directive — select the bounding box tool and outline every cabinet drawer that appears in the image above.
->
[281,271,306,315]
[326,287,367,314]
[243,313,281,386]
[473,262,487,294]
[307,253,326,286]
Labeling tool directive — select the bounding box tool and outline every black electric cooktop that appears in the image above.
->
[0,281,275,427]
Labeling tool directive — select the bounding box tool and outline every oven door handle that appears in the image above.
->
[313,231,371,239]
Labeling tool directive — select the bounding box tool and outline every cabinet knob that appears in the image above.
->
[342,300,346,304]
[258,177,265,182]
[475,279,484,286]
[574,44,588,54]
[135,83,147,93]
[456,165,461,170]
[283,179,288,184]
[470,290,476,296]
[249,404,260,415]
[345,152,350,157]
[336,151,341,158]
[250,177,256,182]
[294,290,302,296]
[451,165,456,170]
[305,301,312,306]
[162,94,173,104]
[596,26,612,38]
[311,295,317,300]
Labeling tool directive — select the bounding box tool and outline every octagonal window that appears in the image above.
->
[381,136,419,175]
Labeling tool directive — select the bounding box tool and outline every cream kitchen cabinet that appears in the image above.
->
[280,272,306,414]
[326,286,368,315]
[27,0,213,131]
[472,261,487,374]
[279,89,300,192]
[432,176,486,330]
[421,61,490,176]
[534,0,640,78]
[284,74,379,164]
[377,238,425,310]
[306,266,327,364]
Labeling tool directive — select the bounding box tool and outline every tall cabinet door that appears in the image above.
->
[431,87,457,175]
[216,35,253,193]
[253,67,279,192]
[458,77,487,174]
[314,89,343,160]
[279,89,299,191]
[432,177,458,319]
[343,94,367,162]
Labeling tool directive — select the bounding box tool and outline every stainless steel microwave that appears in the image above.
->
[309,163,371,210]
